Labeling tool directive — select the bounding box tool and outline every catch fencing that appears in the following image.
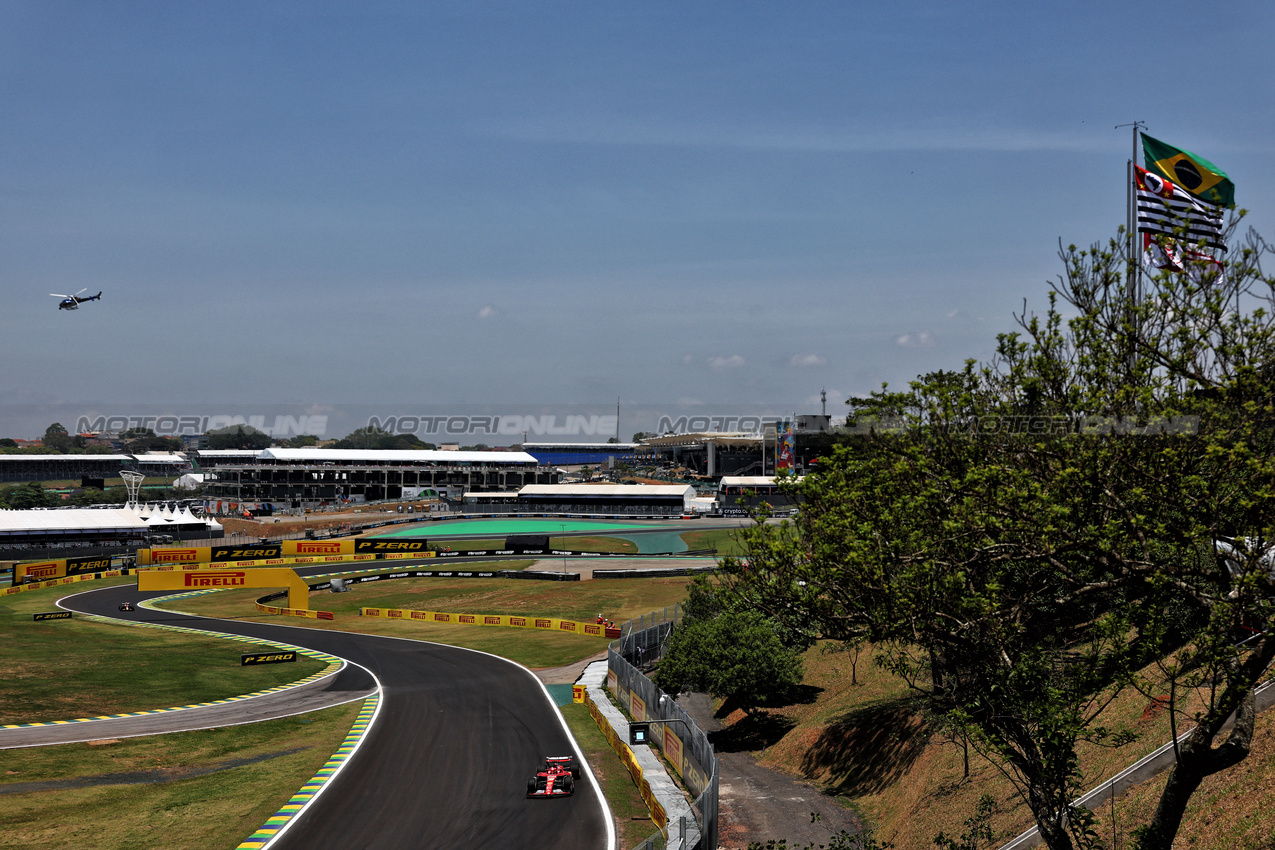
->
[609,604,718,850]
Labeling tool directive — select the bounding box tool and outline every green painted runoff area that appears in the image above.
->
[382,519,656,537]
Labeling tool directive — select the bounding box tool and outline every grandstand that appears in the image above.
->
[0,454,135,483]
[202,447,557,507]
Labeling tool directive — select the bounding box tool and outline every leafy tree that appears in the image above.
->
[0,482,58,509]
[66,487,116,506]
[207,425,271,450]
[120,428,182,453]
[334,427,434,450]
[714,222,1275,849]
[654,608,803,715]
[42,422,71,452]
[0,438,17,448]
[280,434,319,448]
[932,795,997,850]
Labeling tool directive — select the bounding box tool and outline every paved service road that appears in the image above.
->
[61,583,614,850]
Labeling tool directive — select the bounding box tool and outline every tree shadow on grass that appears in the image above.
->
[800,698,930,795]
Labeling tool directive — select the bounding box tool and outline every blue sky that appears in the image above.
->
[2,1,1272,424]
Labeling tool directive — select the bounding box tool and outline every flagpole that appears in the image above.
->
[1116,121,1146,304]
[1116,121,1146,385]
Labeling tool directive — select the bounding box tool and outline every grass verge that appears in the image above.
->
[680,527,745,557]
[0,578,326,725]
[0,700,363,850]
[560,702,660,849]
[166,572,692,670]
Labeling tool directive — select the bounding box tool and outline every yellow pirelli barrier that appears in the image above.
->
[4,570,127,596]
[255,602,336,620]
[138,542,433,568]
[584,690,667,829]
[15,554,118,584]
[138,547,208,566]
[360,607,617,637]
[282,539,356,557]
[609,667,711,800]
[139,567,312,610]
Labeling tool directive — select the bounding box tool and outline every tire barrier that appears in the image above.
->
[255,603,336,620]
[592,565,718,580]
[361,607,621,638]
[582,689,668,830]
[4,569,133,596]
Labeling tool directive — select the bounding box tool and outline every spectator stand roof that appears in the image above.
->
[0,454,134,463]
[0,508,150,538]
[518,483,694,500]
[520,443,643,466]
[717,476,779,488]
[256,448,538,465]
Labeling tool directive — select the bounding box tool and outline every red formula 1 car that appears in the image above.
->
[526,755,580,798]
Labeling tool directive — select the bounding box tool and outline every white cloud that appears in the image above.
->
[708,354,746,372]
[681,354,695,366]
[789,353,827,368]
[895,331,936,348]
[477,305,497,319]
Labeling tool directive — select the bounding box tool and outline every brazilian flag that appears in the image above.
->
[1142,133,1234,207]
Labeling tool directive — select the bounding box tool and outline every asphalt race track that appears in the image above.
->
[59,582,614,850]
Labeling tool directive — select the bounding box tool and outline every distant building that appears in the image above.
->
[0,454,136,483]
[520,442,641,467]
[463,483,695,515]
[640,415,841,479]
[714,476,798,516]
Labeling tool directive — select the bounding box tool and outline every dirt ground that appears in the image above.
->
[677,692,863,850]
[531,657,859,850]
[219,503,436,537]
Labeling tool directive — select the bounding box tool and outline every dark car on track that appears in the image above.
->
[118,602,135,612]
[526,755,580,798]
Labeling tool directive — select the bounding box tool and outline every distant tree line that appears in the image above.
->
[0,481,195,509]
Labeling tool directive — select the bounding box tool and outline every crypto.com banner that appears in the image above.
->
[0,404,799,443]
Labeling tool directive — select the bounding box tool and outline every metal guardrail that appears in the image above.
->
[610,605,719,850]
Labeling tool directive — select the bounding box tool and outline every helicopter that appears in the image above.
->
[51,289,102,310]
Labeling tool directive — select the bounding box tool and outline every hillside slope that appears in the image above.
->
[709,642,1275,849]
